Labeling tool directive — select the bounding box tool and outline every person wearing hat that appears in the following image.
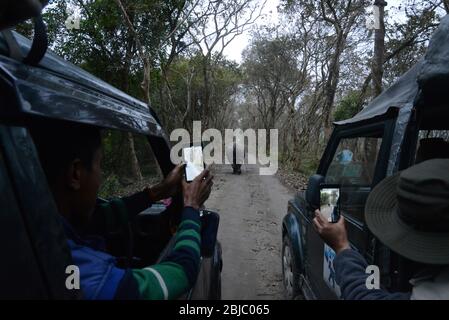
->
[313,159,449,300]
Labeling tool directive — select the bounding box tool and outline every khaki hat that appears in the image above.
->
[365,159,449,265]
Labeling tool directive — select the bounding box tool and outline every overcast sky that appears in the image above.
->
[222,0,280,63]
[222,0,404,64]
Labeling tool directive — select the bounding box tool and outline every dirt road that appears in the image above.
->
[206,164,294,300]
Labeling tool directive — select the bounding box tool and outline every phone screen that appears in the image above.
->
[182,145,205,182]
[320,187,340,223]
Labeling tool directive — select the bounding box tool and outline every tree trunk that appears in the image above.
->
[372,0,387,97]
[120,31,143,183]
[366,1,387,165]
[117,131,143,185]
[200,56,209,127]
[183,71,194,129]
[127,132,143,182]
[323,34,345,139]
[142,57,152,106]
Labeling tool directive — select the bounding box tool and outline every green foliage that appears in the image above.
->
[159,52,242,131]
[298,156,320,176]
[13,0,444,186]
[280,149,320,176]
[42,0,188,90]
[333,91,361,122]
[14,21,33,39]
[98,174,121,199]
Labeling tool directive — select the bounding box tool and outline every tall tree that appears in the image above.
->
[187,0,264,128]
[282,0,370,137]
[42,0,189,183]
[372,0,387,97]
[242,31,307,131]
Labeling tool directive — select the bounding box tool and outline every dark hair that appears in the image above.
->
[30,121,102,185]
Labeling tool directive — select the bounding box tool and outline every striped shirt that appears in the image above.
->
[63,192,202,300]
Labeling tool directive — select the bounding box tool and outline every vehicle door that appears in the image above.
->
[0,125,77,299]
[304,120,395,299]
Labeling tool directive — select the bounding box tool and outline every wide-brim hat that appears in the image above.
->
[365,159,449,265]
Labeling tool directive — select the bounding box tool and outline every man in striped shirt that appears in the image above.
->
[31,122,214,299]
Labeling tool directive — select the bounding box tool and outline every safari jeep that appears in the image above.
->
[282,15,449,300]
[0,2,221,299]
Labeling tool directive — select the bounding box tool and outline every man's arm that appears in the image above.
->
[114,206,202,300]
[114,168,214,300]
[90,164,186,234]
[69,167,213,300]
[334,249,411,300]
[313,210,411,300]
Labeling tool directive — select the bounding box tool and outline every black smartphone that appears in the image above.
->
[182,143,205,182]
[320,185,341,223]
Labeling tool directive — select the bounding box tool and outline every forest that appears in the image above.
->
[16,0,449,190]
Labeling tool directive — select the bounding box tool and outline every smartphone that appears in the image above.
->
[320,186,341,223]
[182,143,205,182]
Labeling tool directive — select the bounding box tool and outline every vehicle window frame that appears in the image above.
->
[146,108,175,177]
[0,125,79,299]
[317,118,396,226]
[0,143,49,298]
[400,106,449,170]
[147,134,174,177]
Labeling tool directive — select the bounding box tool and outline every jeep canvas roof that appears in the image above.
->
[0,30,165,138]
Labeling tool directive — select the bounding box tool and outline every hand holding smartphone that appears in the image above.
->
[320,186,341,223]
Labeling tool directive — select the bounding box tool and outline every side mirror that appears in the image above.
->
[305,174,324,210]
